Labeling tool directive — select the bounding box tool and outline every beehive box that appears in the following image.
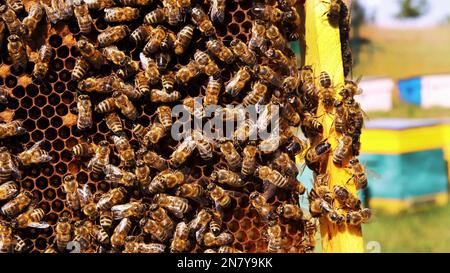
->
[360,119,449,214]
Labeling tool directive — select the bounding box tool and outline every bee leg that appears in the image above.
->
[262,183,278,201]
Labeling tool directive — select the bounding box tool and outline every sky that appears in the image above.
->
[359,0,450,28]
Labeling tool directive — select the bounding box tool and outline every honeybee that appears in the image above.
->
[169,136,196,167]
[113,78,142,101]
[0,181,18,201]
[143,26,166,56]
[318,73,335,112]
[140,217,170,242]
[144,7,167,25]
[74,95,93,130]
[73,220,94,252]
[322,0,343,27]
[266,24,287,51]
[204,76,221,106]
[248,20,268,53]
[340,79,363,100]
[22,2,43,37]
[266,220,283,253]
[162,0,182,26]
[111,218,132,249]
[79,76,115,95]
[156,169,185,190]
[17,141,52,166]
[111,135,135,167]
[100,46,127,66]
[206,39,234,64]
[148,204,174,231]
[12,207,48,229]
[78,184,99,220]
[124,241,166,253]
[225,66,252,97]
[346,157,368,190]
[154,193,190,219]
[155,51,171,71]
[314,173,333,204]
[176,183,205,201]
[332,135,352,167]
[265,48,291,70]
[209,210,222,235]
[96,187,127,211]
[272,152,298,178]
[203,231,233,247]
[174,24,194,55]
[55,217,72,252]
[72,0,92,33]
[286,135,308,157]
[346,208,372,226]
[170,221,191,252]
[333,100,347,134]
[276,204,303,221]
[0,221,15,253]
[175,60,201,84]
[211,169,245,188]
[104,7,139,23]
[32,44,53,80]
[111,201,147,220]
[103,164,136,187]
[176,0,190,12]
[150,88,181,103]
[207,183,232,209]
[305,141,331,173]
[0,120,26,139]
[191,6,215,36]
[1,191,33,217]
[256,166,294,191]
[104,112,123,135]
[196,51,221,77]
[333,185,361,209]
[192,130,214,161]
[87,140,110,175]
[141,150,168,171]
[257,65,282,88]
[301,112,323,137]
[134,160,151,189]
[72,141,96,158]
[0,5,24,36]
[134,72,150,98]
[220,141,242,170]
[97,25,130,47]
[7,35,27,69]
[308,189,343,225]
[251,3,284,24]
[100,210,113,230]
[0,88,8,105]
[62,174,81,211]
[240,145,257,176]
[283,71,301,93]
[84,0,116,10]
[0,148,20,182]
[112,91,138,120]
[76,39,106,69]
[242,81,267,107]
[249,192,273,221]
[230,39,256,66]
[71,58,90,81]
[144,122,167,145]
[131,24,153,45]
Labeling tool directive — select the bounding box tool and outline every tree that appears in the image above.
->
[397,0,428,18]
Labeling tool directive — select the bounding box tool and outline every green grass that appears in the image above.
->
[352,25,450,119]
[362,204,450,253]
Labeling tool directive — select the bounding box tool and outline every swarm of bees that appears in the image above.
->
[0,0,369,253]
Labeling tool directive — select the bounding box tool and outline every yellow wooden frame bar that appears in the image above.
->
[304,0,364,252]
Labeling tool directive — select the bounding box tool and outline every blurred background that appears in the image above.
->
[304,0,450,253]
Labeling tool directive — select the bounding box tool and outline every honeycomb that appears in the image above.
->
[0,0,311,253]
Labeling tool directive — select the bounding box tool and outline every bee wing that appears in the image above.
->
[77,184,93,205]
[103,164,122,178]
[8,159,22,180]
[27,222,50,229]
[111,203,132,220]
[38,154,53,163]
